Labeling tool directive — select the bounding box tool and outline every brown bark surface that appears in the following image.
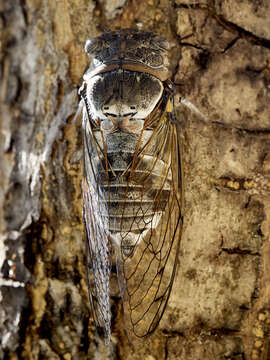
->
[1,1,270,359]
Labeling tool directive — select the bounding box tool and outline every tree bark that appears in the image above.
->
[1,1,270,359]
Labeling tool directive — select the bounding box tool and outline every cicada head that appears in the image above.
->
[83,28,172,82]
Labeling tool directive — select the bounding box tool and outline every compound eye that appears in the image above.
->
[130,106,136,110]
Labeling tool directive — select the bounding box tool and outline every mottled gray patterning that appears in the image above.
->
[80,29,183,341]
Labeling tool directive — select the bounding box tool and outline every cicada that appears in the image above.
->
[79,29,183,341]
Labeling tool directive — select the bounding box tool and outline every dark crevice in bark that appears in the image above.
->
[162,329,185,337]
[197,50,211,69]
[180,42,205,51]
[257,227,264,238]
[24,222,44,273]
[54,78,64,115]
[225,352,245,360]
[14,223,43,358]
[17,297,32,359]
[164,327,240,338]
[209,121,270,137]
[114,340,122,360]
[211,11,270,50]
[244,196,252,209]
[208,328,240,336]
[19,0,28,26]
[237,127,270,137]
[251,285,260,301]
[164,338,169,360]
[239,304,250,311]
[222,36,240,53]
[174,3,270,50]
[220,247,259,256]
[80,316,90,354]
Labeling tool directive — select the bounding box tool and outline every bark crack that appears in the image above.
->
[222,36,240,53]
[180,42,206,51]
[174,3,270,50]
[220,247,260,256]
[205,120,270,137]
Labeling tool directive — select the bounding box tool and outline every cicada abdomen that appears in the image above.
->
[80,29,183,341]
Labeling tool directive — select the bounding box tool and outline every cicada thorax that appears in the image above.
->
[84,70,174,258]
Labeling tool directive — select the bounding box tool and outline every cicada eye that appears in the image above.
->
[85,38,107,57]
[92,58,102,66]
[85,38,99,55]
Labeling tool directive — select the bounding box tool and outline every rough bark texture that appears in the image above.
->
[1,1,270,359]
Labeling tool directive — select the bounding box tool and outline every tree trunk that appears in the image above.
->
[1,1,270,359]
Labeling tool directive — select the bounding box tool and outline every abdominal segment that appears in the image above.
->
[86,127,172,258]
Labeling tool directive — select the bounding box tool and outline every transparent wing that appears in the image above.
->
[115,101,183,337]
[82,94,183,339]
[82,110,112,341]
